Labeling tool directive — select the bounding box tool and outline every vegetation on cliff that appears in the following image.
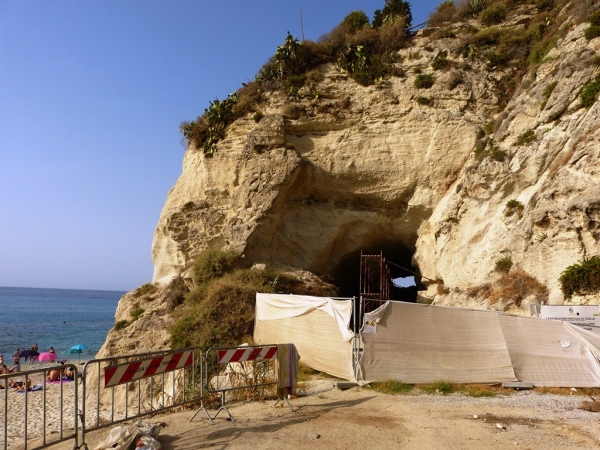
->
[559,257,600,299]
[181,0,598,156]
[170,249,335,349]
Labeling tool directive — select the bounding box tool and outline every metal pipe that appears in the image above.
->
[59,373,63,441]
[42,369,47,446]
[3,373,8,449]
[24,374,28,450]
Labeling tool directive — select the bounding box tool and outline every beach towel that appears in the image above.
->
[276,343,299,395]
[16,383,43,393]
[46,379,73,385]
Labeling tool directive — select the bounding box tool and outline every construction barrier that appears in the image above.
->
[193,344,294,422]
[0,364,79,450]
[80,347,203,450]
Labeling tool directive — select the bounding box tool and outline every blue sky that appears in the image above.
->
[0,1,441,291]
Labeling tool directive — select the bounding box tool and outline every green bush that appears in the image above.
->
[490,147,507,161]
[134,283,156,298]
[515,129,535,146]
[115,320,129,331]
[130,307,145,321]
[495,256,513,274]
[431,55,449,70]
[480,4,506,26]
[179,93,238,155]
[466,0,488,17]
[170,268,278,349]
[504,199,524,217]
[588,9,600,26]
[414,73,435,89]
[559,256,600,299]
[193,249,239,286]
[428,1,457,26]
[343,11,370,30]
[373,0,412,28]
[580,76,600,107]
[417,96,433,106]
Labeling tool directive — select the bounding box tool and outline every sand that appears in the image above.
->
[6,377,600,450]
[0,371,79,450]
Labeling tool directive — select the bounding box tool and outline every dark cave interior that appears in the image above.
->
[329,242,423,301]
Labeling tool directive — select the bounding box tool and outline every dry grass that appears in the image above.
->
[488,269,548,308]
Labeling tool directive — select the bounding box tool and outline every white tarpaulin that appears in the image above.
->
[255,293,354,341]
[254,294,354,380]
[360,301,517,384]
[360,301,600,387]
[254,295,600,386]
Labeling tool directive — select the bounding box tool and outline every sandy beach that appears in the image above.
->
[0,369,79,450]
[5,376,600,450]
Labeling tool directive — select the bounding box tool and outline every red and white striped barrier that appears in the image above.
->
[217,345,277,364]
[104,350,194,388]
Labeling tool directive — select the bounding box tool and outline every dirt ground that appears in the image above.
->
[39,377,600,450]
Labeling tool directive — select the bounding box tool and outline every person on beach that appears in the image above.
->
[14,379,31,392]
[49,346,56,354]
[47,369,61,382]
[64,367,75,380]
[9,358,21,373]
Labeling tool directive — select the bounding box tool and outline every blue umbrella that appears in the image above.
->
[68,344,88,353]
[65,344,88,362]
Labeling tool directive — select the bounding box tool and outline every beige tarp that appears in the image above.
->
[360,301,517,384]
[361,301,600,387]
[254,294,354,380]
[254,294,600,386]
[498,314,600,387]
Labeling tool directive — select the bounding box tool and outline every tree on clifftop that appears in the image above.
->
[373,0,412,28]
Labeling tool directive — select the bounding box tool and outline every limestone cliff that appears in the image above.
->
[99,3,600,361]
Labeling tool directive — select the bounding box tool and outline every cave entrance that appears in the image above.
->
[329,244,422,302]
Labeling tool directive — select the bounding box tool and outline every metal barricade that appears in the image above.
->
[1,364,79,450]
[195,344,292,423]
[80,347,204,450]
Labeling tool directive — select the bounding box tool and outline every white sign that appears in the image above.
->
[541,305,600,333]
[363,319,377,334]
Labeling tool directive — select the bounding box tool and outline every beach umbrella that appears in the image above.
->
[67,344,88,353]
[66,344,88,362]
[13,349,40,359]
[35,352,58,362]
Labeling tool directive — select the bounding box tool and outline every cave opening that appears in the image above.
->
[328,241,423,301]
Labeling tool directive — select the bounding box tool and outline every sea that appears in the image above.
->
[0,286,124,364]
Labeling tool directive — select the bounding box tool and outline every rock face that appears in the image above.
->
[149,16,600,313]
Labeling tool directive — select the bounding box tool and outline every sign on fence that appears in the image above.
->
[104,350,194,387]
[541,305,600,333]
[217,345,277,364]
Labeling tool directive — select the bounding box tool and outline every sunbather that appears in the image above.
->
[15,379,31,393]
[64,367,75,380]
[47,369,61,382]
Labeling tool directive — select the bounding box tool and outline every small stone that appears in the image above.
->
[473,414,478,419]
[316,434,321,439]
[496,423,506,430]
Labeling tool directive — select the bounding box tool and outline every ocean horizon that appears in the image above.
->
[0,286,124,364]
